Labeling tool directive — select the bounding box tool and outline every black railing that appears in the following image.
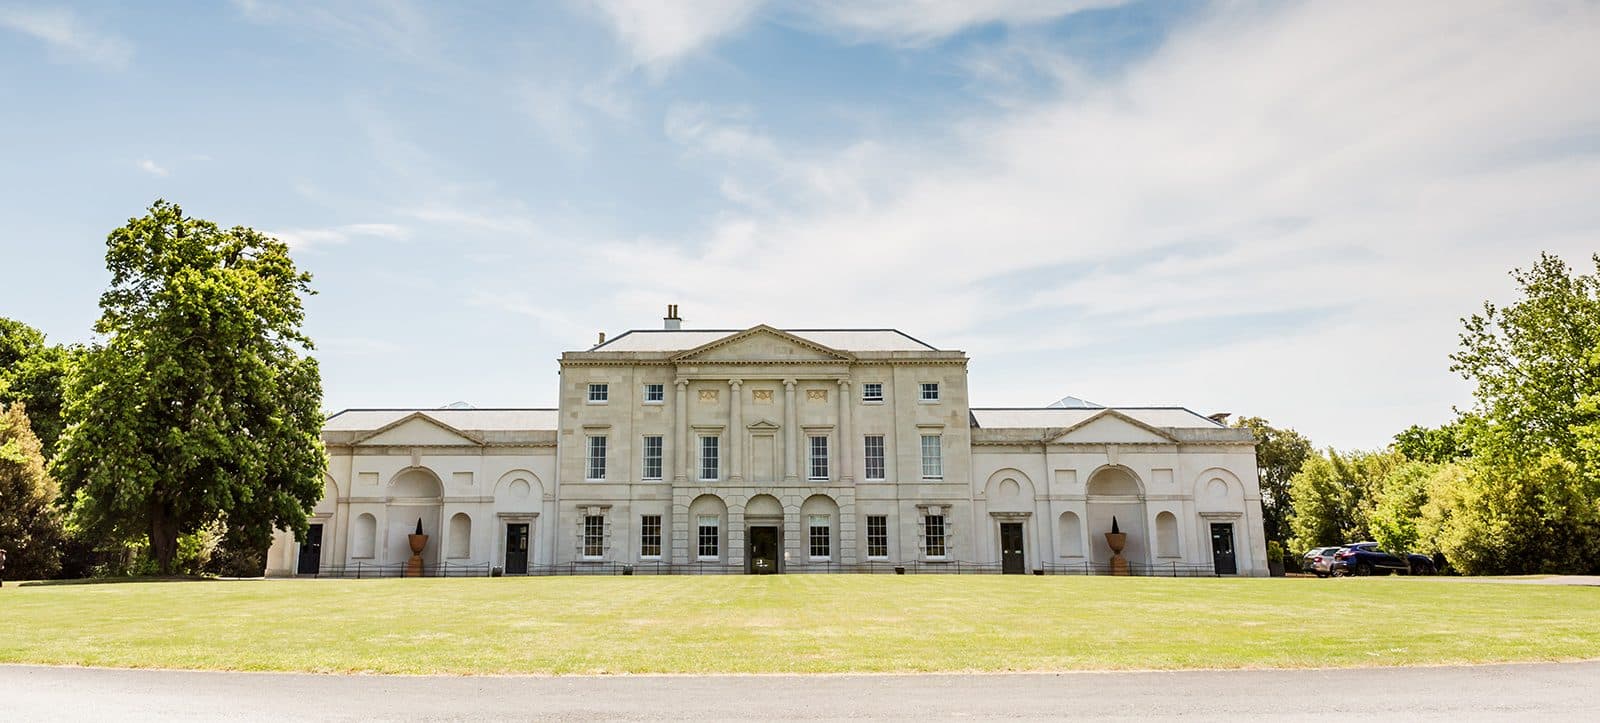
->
[310,562,494,579]
[301,559,1222,578]
[1039,560,1220,577]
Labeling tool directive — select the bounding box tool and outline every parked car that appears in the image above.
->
[1300,546,1343,577]
[1330,543,1437,576]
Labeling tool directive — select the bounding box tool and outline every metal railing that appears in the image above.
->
[302,559,1223,578]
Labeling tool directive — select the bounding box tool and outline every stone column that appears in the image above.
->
[728,379,744,483]
[783,379,799,482]
[837,378,853,484]
[673,378,689,483]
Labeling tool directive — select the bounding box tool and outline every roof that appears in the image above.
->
[324,408,559,432]
[969,407,1225,430]
[591,328,939,353]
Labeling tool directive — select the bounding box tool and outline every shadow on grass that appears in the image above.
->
[16,575,234,587]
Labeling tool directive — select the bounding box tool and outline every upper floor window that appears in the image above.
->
[863,435,886,480]
[700,435,720,481]
[861,382,883,402]
[920,434,942,479]
[641,436,663,480]
[588,383,609,403]
[643,383,665,403]
[809,435,829,480]
[586,435,607,480]
[919,382,939,402]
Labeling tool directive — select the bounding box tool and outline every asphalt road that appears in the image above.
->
[2,661,1596,721]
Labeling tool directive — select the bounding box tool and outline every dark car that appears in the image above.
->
[1331,542,1436,576]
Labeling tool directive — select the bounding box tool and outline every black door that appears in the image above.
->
[1000,522,1025,574]
[1210,523,1237,575]
[297,523,323,575]
[749,526,779,574]
[505,523,529,575]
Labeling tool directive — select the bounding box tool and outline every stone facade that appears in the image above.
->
[267,322,1267,576]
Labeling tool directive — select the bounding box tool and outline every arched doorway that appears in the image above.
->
[745,493,783,573]
[1085,466,1147,569]
[386,468,443,569]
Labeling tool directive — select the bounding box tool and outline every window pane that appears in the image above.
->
[863,435,885,480]
[920,435,942,479]
[925,514,946,558]
[920,382,939,401]
[584,515,605,558]
[640,515,662,558]
[644,383,664,402]
[866,515,888,559]
[697,514,719,559]
[809,435,828,480]
[700,436,719,481]
[862,382,883,401]
[588,436,607,480]
[808,514,830,559]
[642,436,663,480]
[588,383,609,402]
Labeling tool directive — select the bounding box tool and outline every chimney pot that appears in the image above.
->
[597,331,606,346]
[663,303,682,330]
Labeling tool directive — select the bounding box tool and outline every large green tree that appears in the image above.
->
[1286,449,1401,552]
[52,201,325,573]
[0,403,64,579]
[0,318,72,458]
[1232,416,1313,543]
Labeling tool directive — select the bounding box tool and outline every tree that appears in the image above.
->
[0,318,72,458]
[0,403,64,579]
[1233,417,1313,544]
[52,200,325,574]
[1443,252,1600,573]
[1367,460,1442,554]
[1287,449,1400,552]
[1392,421,1470,464]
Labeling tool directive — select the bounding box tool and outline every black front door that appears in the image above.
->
[1210,523,1237,575]
[505,523,529,575]
[1000,522,1025,574]
[749,526,779,574]
[297,523,323,575]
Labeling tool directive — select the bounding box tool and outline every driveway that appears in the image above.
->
[2,661,1596,721]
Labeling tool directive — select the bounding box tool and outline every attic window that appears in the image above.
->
[588,384,609,403]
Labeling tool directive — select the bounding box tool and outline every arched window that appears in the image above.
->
[1156,511,1179,558]
[1059,511,1083,557]
[449,513,471,559]
[352,513,376,558]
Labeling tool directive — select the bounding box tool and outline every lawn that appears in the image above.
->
[1,576,1597,674]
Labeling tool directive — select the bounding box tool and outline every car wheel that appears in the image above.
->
[1316,572,1329,578]
[1355,562,1373,576]
[1332,568,1348,578]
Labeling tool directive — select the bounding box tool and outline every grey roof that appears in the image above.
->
[324,408,559,432]
[970,407,1225,430]
[590,328,940,353]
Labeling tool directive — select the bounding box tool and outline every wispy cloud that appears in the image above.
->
[270,223,410,251]
[800,0,1130,45]
[230,0,434,59]
[0,4,133,68]
[136,159,168,177]
[587,0,763,73]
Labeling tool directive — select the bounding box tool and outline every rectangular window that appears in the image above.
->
[588,383,609,403]
[866,515,889,559]
[920,435,942,479]
[809,435,829,480]
[919,382,939,401]
[643,383,665,403]
[586,435,607,480]
[697,515,719,559]
[639,515,662,558]
[925,514,946,559]
[861,382,883,402]
[863,435,885,480]
[641,436,663,480]
[583,515,605,558]
[808,514,831,560]
[699,435,720,481]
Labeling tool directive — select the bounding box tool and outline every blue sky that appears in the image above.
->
[2,0,1597,449]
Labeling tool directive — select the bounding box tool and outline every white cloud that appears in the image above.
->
[136,159,168,177]
[801,0,1129,44]
[230,0,434,59]
[0,5,132,68]
[587,0,1600,448]
[587,0,763,72]
[270,223,410,251]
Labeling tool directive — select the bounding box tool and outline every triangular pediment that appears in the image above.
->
[354,413,483,447]
[672,326,854,363]
[1050,410,1178,444]
[747,419,781,431]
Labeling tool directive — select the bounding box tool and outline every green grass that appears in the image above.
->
[1,576,1597,674]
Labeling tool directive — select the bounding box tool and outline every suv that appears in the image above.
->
[1301,546,1343,577]
[1331,542,1436,576]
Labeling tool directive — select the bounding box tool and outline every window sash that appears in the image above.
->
[697,515,719,559]
[863,435,885,480]
[640,515,662,558]
[588,383,609,402]
[925,515,946,558]
[644,383,665,402]
[808,514,831,559]
[919,382,939,401]
[809,436,829,480]
[587,436,607,480]
[920,435,942,479]
[866,515,889,559]
[583,515,605,558]
[641,436,663,480]
[862,382,883,402]
[699,436,719,481]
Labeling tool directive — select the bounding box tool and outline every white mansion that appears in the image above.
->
[266,311,1267,577]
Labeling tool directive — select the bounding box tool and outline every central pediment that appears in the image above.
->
[672,325,855,363]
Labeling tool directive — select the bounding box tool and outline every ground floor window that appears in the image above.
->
[924,514,947,558]
[640,514,662,558]
[583,514,605,558]
[697,515,720,560]
[808,514,831,560]
[866,515,889,559]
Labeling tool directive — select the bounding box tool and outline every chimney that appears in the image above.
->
[597,331,606,346]
[663,304,682,330]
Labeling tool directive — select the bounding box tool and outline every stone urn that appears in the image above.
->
[406,518,429,577]
[1104,516,1130,576]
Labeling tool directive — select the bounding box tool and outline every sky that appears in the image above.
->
[1,0,1597,450]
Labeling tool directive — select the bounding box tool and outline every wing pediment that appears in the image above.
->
[672,325,853,362]
[354,413,483,447]
[1050,410,1178,444]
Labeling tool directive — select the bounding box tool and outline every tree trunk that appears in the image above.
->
[148,503,179,575]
